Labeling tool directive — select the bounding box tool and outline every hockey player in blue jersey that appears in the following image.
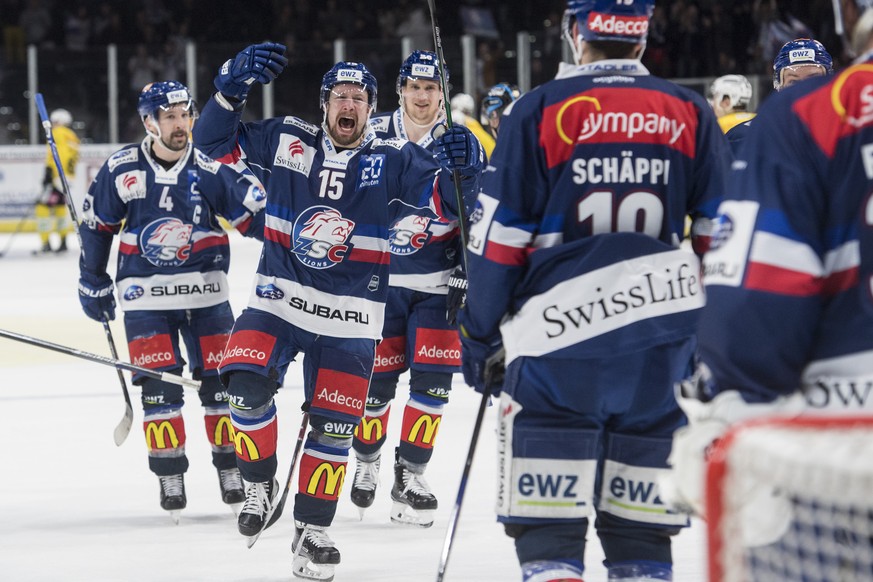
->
[350,50,481,527]
[724,38,833,156]
[664,0,873,524]
[456,1,730,580]
[77,81,267,521]
[192,43,483,580]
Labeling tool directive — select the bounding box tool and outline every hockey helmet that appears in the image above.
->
[564,0,655,44]
[396,50,447,95]
[772,39,833,90]
[320,61,378,112]
[50,108,73,127]
[708,75,753,112]
[451,93,475,116]
[137,81,194,120]
[480,83,520,125]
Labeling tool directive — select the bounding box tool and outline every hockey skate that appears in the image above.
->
[291,521,341,581]
[158,473,187,524]
[217,467,245,514]
[349,455,380,518]
[238,478,281,547]
[390,452,437,528]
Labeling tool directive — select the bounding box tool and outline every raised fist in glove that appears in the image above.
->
[460,330,505,395]
[432,124,485,177]
[446,265,467,326]
[78,272,116,322]
[214,42,288,101]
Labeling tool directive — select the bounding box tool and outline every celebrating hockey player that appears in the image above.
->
[724,38,833,155]
[351,51,483,527]
[193,43,483,581]
[457,1,730,580]
[77,81,266,521]
[663,0,873,519]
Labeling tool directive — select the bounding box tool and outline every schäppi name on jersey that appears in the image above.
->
[287,297,369,324]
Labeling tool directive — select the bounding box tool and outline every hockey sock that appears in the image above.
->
[398,394,444,466]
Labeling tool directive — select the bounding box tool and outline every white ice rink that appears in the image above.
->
[0,231,706,581]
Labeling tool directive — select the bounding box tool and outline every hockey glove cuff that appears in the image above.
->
[460,330,504,395]
[78,272,116,322]
[214,42,288,101]
[446,265,467,326]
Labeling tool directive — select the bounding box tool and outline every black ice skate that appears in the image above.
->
[292,521,341,581]
[390,450,437,528]
[238,478,281,547]
[158,473,187,524]
[217,467,245,513]
[349,455,380,518]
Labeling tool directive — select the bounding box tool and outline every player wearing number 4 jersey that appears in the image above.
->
[457,1,730,581]
[77,81,267,522]
[193,42,482,581]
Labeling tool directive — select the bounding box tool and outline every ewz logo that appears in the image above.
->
[291,206,355,269]
[518,471,580,501]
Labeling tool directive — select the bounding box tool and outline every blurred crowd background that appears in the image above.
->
[0,0,845,144]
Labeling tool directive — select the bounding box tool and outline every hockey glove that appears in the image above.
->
[446,265,467,326]
[460,330,505,395]
[78,272,116,322]
[432,124,485,178]
[214,42,288,101]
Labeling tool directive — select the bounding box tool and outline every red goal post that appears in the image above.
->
[705,415,873,582]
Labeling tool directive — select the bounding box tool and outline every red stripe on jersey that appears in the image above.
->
[821,266,859,296]
[745,262,821,296]
[431,229,459,243]
[215,143,242,165]
[484,240,528,266]
[348,247,390,264]
[119,241,138,254]
[265,227,291,247]
[539,88,698,168]
[432,179,448,221]
[792,66,873,158]
[192,234,229,253]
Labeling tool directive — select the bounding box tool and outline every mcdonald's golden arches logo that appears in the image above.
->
[145,420,180,451]
[408,415,441,445]
[355,416,385,443]
[234,431,261,461]
[307,462,346,498]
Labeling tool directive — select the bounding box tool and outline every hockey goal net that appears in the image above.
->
[706,415,873,582]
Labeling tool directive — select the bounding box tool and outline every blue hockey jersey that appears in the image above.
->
[370,110,464,294]
[193,98,459,340]
[461,60,730,365]
[700,61,873,405]
[79,138,266,312]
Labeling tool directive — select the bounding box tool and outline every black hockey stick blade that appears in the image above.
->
[246,411,310,549]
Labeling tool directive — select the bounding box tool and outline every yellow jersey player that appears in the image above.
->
[36,108,80,253]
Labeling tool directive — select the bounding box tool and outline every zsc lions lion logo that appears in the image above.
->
[291,206,355,269]
[140,217,193,267]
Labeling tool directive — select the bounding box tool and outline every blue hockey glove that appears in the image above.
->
[78,273,116,322]
[432,124,485,177]
[446,265,467,326]
[214,42,288,101]
[460,330,505,395]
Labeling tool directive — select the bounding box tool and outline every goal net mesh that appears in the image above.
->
[706,415,873,582]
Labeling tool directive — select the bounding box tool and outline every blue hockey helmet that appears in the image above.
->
[564,0,655,44]
[480,83,520,123]
[772,38,833,90]
[137,81,194,120]
[396,50,447,95]
[320,61,378,111]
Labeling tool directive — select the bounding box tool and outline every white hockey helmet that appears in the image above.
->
[50,108,73,127]
[708,75,753,112]
[451,93,475,116]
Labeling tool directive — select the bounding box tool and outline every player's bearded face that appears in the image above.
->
[154,105,192,151]
[326,84,371,147]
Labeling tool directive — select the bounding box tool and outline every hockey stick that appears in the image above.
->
[246,411,310,549]
[425,0,471,253]
[35,93,135,446]
[0,327,200,389]
[435,348,504,582]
